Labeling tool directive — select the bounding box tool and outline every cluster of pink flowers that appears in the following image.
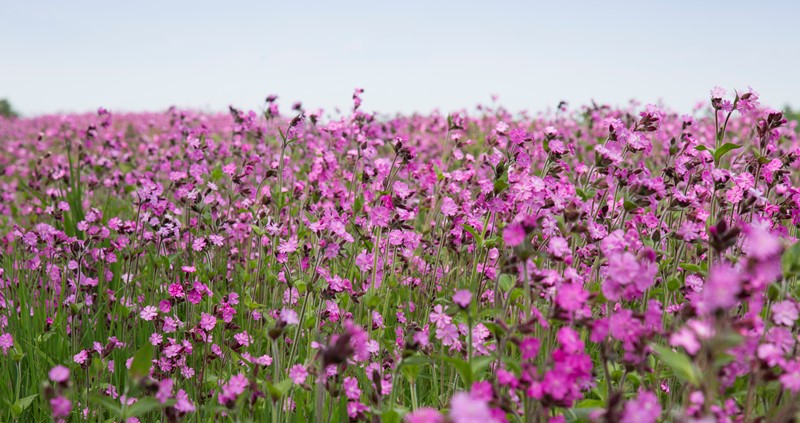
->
[0,87,799,421]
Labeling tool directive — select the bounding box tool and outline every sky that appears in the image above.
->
[2,0,799,117]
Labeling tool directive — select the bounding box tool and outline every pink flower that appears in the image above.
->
[156,378,174,403]
[670,327,701,355]
[140,306,158,321]
[702,264,741,313]
[174,389,196,413]
[436,324,459,346]
[0,333,13,355]
[453,290,472,308]
[772,300,798,327]
[449,392,494,423]
[405,408,443,423]
[218,373,248,406]
[621,390,661,423]
[49,365,70,383]
[556,283,588,312]
[548,237,570,259]
[557,327,584,354]
[278,237,298,254]
[199,313,217,331]
[503,223,526,247]
[429,305,452,329]
[73,350,89,364]
[780,360,800,393]
[441,197,459,217]
[281,308,300,325]
[234,331,253,347]
[50,395,72,417]
[519,337,540,360]
[370,206,392,228]
[344,376,361,400]
[289,364,308,384]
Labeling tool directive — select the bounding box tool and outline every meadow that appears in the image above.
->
[0,88,799,422]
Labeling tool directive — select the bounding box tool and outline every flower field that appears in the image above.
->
[1,88,799,422]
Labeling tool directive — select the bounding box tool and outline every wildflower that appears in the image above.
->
[0,333,13,355]
[503,223,526,246]
[453,290,472,308]
[50,396,72,417]
[449,392,494,423]
[73,350,89,364]
[702,264,741,313]
[780,360,800,393]
[621,390,661,423]
[405,408,443,423]
[772,300,798,327]
[289,365,309,385]
[344,376,361,400]
[49,365,70,383]
[441,197,459,217]
[140,306,158,321]
[556,283,588,312]
[519,337,540,360]
[199,313,217,331]
[278,237,298,254]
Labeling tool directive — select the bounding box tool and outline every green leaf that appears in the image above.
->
[124,397,170,419]
[433,164,444,182]
[493,177,509,194]
[435,354,473,386]
[678,262,707,277]
[782,242,800,278]
[462,224,483,248]
[623,200,639,212]
[470,355,494,377]
[210,165,224,181]
[266,378,294,401]
[129,342,153,379]
[651,344,700,386]
[17,393,38,411]
[498,274,515,292]
[91,394,123,417]
[576,187,596,201]
[713,143,742,164]
[666,277,681,292]
[381,408,405,423]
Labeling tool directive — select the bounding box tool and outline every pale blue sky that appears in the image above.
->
[2,0,799,116]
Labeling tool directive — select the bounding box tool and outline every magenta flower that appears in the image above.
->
[48,365,70,383]
[772,300,798,327]
[405,408,443,423]
[278,237,299,254]
[449,392,493,423]
[0,333,13,355]
[621,390,661,423]
[199,313,217,331]
[780,360,800,393]
[139,306,158,321]
[519,337,540,360]
[503,223,526,246]
[289,364,309,385]
[556,283,588,312]
[50,395,72,417]
[440,197,458,217]
[73,350,89,364]
[702,264,741,313]
[453,290,472,308]
[548,237,570,259]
